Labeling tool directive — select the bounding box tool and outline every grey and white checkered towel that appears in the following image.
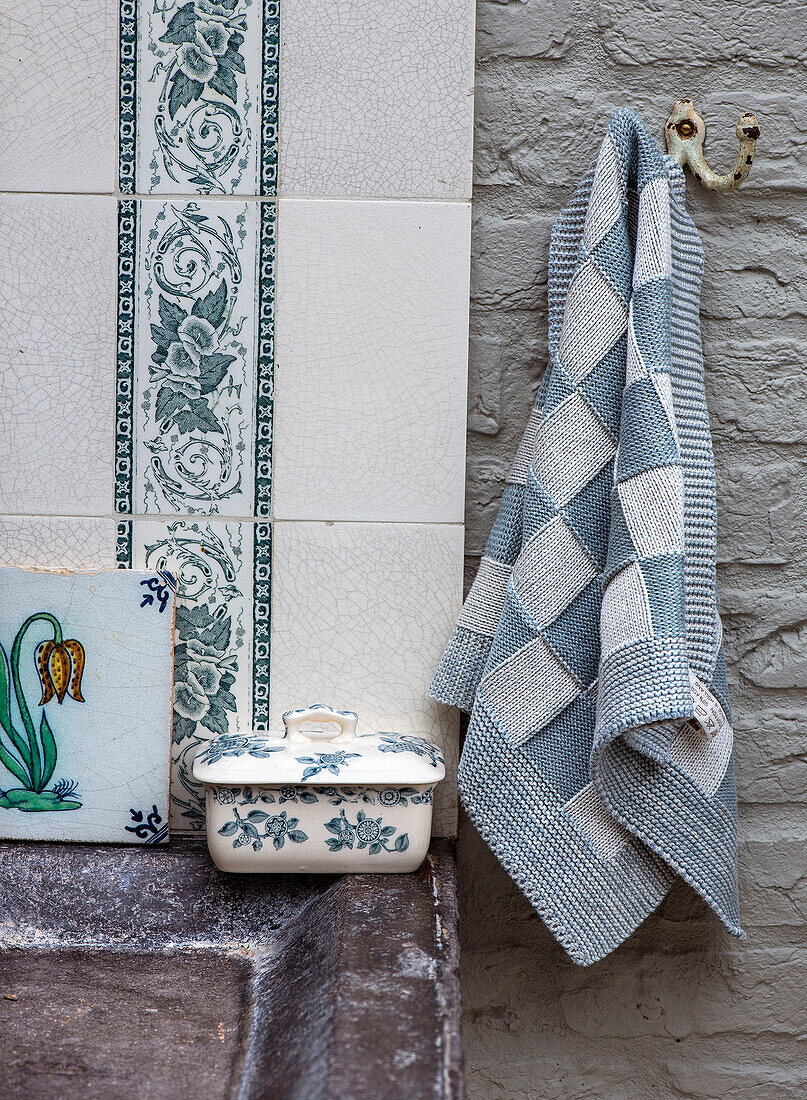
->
[430,110,743,965]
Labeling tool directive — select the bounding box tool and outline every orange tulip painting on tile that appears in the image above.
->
[0,612,86,813]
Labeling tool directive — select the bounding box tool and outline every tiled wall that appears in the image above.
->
[0,0,475,836]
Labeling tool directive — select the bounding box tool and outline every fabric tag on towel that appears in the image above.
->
[689,671,730,741]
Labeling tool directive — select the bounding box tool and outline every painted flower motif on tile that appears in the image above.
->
[151,0,252,193]
[0,612,86,814]
[142,520,245,829]
[178,315,219,361]
[177,36,218,83]
[142,204,248,514]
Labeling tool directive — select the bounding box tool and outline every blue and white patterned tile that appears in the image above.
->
[121,0,279,195]
[117,198,274,517]
[121,516,264,831]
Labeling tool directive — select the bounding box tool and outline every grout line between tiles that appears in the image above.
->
[0,190,471,205]
[0,513,466,528]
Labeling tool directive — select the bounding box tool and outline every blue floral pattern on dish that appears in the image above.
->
[198,735,284,764]
[376,733,444,768]
[211,783,436,807]
[324,809,410,855]
[295,750,361,781]
[218,806,308,852]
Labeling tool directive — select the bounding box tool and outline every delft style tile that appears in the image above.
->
[121,0,279,195]
[0,195,117,517]
[0,516,118,573]
[0,1,118,193]
[269,521,464,836]
[272,199,470,523]
[122,517,270,832]
[279,0,475,199]
[117,198,274,517]
[0,567,173,844]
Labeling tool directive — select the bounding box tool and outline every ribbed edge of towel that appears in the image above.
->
[428,626,493,713]
[458,699,675,966]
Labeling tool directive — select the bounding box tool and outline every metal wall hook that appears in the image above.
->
[665,100,760,192]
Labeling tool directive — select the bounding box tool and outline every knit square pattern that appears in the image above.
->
[430,110,742,965]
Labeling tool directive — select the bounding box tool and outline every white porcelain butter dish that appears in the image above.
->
[193,704,445,873]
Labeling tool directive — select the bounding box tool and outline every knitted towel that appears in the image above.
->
[430,110,743,965]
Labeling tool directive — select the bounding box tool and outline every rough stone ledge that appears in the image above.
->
[0,839,461,1100]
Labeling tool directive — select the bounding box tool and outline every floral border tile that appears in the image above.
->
[116,198,274,517]
[120,0,279,195]
[119,517,268,832]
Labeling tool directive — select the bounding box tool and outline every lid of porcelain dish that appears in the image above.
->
[192,704,446,787]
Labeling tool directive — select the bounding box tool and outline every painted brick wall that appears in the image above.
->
[460,2,807,1095]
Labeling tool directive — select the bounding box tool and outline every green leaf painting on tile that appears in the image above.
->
[142,520,245,831]
[143,202,248,513]
[0,612,86,813]
[152,0,252,193]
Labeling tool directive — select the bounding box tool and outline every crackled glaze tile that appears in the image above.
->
[279,0,475,198]
[0,516,118,572]
[0,195,117,517]
[122,517,270,832]
[269,522,464,835]
[273,200,470,522]
[0,567,173,844]
[0,1,118,192]
[121,0,279,194]
[117,199,274,517]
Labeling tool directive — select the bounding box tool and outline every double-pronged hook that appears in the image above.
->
[665,100,760,192]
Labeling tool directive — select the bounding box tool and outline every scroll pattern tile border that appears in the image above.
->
[115,195,274,830]
[117,516,262,831]
[119,0,280,195]
[115,199,274,517]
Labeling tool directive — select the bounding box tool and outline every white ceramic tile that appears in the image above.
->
[0,516,118,572]
[269,521,464,835]
[0,567,173,843]
[273,200,470,522]
[279,0,475,199]
[126,517,261,832]
[0,1,118,193]
[126,199,265,516]
[126,0,278,195]
[0,195,117,516]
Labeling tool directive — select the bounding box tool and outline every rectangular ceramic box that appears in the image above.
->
[194,706,445,872]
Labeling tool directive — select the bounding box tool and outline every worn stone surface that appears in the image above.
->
[462,1,807,1096]
[0,839,461,1100]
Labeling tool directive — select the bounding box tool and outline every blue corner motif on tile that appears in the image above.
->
[126,804,169,843]
[120,0,279,195]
